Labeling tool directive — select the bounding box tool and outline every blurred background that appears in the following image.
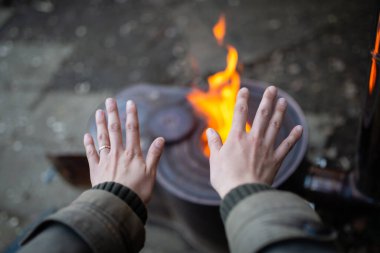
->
[0,0,378,252]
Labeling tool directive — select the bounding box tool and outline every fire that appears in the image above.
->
[213,14,226,46]
[369,16,380,95]
[187,14,250,156]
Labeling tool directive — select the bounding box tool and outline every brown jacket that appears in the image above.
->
[19,183,336,253]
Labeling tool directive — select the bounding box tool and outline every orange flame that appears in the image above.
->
[187,14,250,156]
[369,16,380,95]
[213,14,226,46]
[369,59,377,95]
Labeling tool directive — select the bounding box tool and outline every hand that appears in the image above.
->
[206,86,303,198]
[83,98,165,203]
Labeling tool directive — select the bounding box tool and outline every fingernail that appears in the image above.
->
[154,137,164,148]
[106,98,113,106]
[239,87,249,98]
[278,98,286,104]
[296,125,303,132]
[267,86,277,95]
[127,100,134,109]
[84,133,90,141]
[240,87,248,93]
[206,128,214,137]
[96,109,103,117]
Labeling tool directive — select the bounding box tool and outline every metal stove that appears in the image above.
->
[46,13,380,253]
[86,79,308,252]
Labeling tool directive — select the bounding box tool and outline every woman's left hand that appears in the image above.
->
[83,98,165,204]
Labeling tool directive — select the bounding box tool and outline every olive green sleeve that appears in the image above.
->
[222,185,336,253]
[20,189,145,253]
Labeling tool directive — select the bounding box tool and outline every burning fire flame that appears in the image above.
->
[369,16,380,95]
[187,14,250,156]
[213,14,226,46]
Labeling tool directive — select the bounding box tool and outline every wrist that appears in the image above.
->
[93,182,148,224]
[218,180,271,198]
[220,183,274,222]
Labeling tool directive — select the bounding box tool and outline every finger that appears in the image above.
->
[274,125,303,164]
[250,86,277,138]
[83,133,99,168]
[206,128,222,156]
[105,98,123,149]
[146,137,165,174]
[231,87,250,133]
[263,98,287,148]
[125,100,142,155]
[96,109,110,156]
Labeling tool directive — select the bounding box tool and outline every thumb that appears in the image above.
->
[206,128,222,155]
[146,137,165,174]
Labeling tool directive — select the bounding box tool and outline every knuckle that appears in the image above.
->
[126,121,138,131]
[286,138,294,148]
[125,149,135,161]
[98,133,109,141]
[211,138,219,145]
[271,120,280,130]
[235,103,247,113]
[135,150,143,158]
[110,122,120,132]
[273,155,280,164]
[260,108,269,118]
[233,130,244,140]
[209,135,220,144]
[252,135,263,146]
[86,147,96,157]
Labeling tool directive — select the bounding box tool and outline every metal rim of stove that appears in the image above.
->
[156,80,308,206]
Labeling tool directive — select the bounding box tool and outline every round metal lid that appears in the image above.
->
[148,106,196,143]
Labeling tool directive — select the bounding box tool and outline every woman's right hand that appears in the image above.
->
[206,86,303,198]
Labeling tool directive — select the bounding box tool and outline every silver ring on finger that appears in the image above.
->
[98,145,111,154]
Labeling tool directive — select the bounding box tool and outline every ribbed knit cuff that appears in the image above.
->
[93,182,147,225]
[220,183,273,223]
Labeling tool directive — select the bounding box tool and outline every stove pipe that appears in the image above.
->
[356,14,380,200]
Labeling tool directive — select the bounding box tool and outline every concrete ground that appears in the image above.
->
[0,0,378,252]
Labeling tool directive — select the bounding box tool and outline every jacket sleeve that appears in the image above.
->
[220,184,337,253]
[19,183,146,253]
[18,224,92,253]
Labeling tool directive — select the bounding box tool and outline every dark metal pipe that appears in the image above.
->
[356,14,380,200]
